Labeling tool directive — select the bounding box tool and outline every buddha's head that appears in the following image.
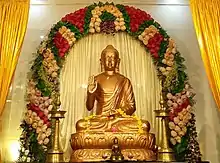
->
[100,45,120,72]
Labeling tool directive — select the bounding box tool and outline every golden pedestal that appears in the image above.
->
[46,110,66,163]
[70,132,156,162]
[155,104,176,162]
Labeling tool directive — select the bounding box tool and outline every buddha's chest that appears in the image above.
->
[98,77,120,92]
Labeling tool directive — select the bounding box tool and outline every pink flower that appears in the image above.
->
[111,126,117,132]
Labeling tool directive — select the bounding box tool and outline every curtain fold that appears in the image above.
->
[190,0,220,110]
[0,1,29,162]
[60,33,161,161]
[0,0,30,117]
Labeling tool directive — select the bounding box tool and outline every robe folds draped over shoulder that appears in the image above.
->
[95,76,136,116]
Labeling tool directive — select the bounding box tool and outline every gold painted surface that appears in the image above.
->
[110,137,124,161]
[154,94,175,162]
[46,110,66,163]
[70,132,156,162]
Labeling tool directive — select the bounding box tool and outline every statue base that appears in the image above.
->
[70,132,156,162]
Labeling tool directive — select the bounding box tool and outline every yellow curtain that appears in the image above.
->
[190,0,220,109]
[0,1,29,162]
[0,0,30,117]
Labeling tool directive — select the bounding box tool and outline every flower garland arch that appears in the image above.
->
[18,2,201,162]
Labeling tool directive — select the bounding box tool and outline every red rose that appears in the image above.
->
[169,112,175,121]
[175,105,183,113]
[61,8,87,33]
[46,121,51,127]
[43,117,48,124]
[38,112,44,118]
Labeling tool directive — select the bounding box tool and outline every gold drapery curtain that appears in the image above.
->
[60,33,161,161]
[0,0,30,117]
[0,1,29,162]
[190,0,220,109]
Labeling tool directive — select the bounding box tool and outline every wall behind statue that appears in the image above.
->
[1,0,220,162]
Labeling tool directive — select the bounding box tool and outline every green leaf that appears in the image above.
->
[100,11,116,21]
[36,79,46,90]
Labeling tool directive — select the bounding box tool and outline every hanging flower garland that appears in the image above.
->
[18,2,201,162]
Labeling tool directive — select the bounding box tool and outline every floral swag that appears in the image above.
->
[18,2,202,163]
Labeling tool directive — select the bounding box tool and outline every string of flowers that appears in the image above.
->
[18,2,201,162]
[116,108,144,134]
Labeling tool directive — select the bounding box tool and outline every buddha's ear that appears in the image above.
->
[118,58,121,64]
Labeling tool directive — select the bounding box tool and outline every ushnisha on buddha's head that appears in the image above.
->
[100,45,120,72]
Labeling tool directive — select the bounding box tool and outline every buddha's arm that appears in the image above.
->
[122,79,136,115]
[86,92,96,111]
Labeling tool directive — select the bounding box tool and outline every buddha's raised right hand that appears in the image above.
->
[87,75,97,93]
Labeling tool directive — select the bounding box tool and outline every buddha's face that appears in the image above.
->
[101,51,119,71]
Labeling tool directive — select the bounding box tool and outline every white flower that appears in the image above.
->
[159,67,166,73]
[182,126,187,133]
[186,105,192,111]
[46,128,52,137]
[186,91,192,97]
[171,130,177,137]
[89,28,95,33]
[167,100,173,107]
[48,105,53,111]
[166,61,174,66]
[187,113,192,120]
[175,136,181,143]
[42,124,47,132]
[36,127,42,134]
[176,93,181,98]
[177,98,183,105]
[172,96,177,101]
[26,118,33,125]
[32,122,38,129]
[172,102,178,109]
[178,121,184,128]
[22,156,26,162]
[169,122,175,130]
[21,147,25,152]
[170,137,176,145]
[121,25,126,31]
[182,108,187,115]
[171,48,177,54]
[44,100,50,107]
[38,140,43,144]
[173,117,180,124]
[166,67,172,71]
[162,59,167,64]
[185,84,190,89]
[38,120,44,127]
[27,110,32,116]
[143,39,148,45]
[24,150,29,155]
[27,157,31,162]
[181,94,187,100]
[115,25,120,31]
[41,133,47,140]
[44,109,49,115]
[178,131,185,136]
[178,113,184,120]
[138,35,143,41]
[174,125,181,132]
[166,93,173,100]
[44,138,50,145]
[32,112,37,117]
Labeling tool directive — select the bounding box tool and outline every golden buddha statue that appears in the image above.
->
[70,45,156,162]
